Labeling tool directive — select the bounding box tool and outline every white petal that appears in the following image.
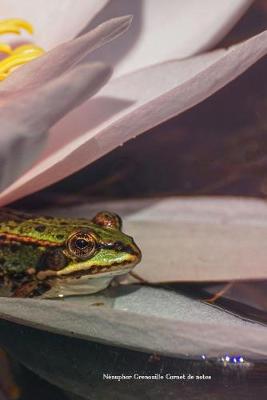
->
[0,15,132,91]
[126,198,267,283]
[0,30,265,205]
[0,63,111,191]
[85,0,254,77]
[0,0,109,49]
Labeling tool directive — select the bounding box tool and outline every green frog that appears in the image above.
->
[0,209,141,298]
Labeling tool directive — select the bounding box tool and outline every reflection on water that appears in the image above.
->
[0,280,266,399]
[0,319,266,400]
[164,281,267,326]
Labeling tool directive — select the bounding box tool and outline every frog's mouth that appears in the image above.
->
[36,247,141,281]
[41,262,137,298]
[36,243,141,298]
[58,259,137,280]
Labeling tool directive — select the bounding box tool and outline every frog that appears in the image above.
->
[0,208,141,298]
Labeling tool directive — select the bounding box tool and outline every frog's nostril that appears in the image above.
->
[114,241,124,251]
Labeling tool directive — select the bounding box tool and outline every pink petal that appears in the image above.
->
[86,0,253,77]
[1,15,132,91]
[0,63,111,191]
[0,0,109,49]
[0,30,265,205]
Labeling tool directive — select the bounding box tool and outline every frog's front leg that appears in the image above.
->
[8,269,50,298]
[12,280,38,298]
[12,280,52,298]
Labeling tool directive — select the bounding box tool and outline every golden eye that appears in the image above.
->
[67,230,97,260]
[92,211,122,230]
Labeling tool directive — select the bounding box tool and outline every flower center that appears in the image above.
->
[0,19,44,81]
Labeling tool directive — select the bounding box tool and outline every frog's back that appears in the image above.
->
[0,208,83,244]
[0,209,76,278]
[0,209,128,245]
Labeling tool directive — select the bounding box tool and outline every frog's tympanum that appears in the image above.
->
[0,209,141,298]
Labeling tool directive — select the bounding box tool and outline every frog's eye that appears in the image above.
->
[39,249,68,271]
[92,211,122,230]
[67,230,97,260]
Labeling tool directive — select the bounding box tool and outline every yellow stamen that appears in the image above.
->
[0,73,7,81]
[0,48,44,75]
[12,44,44,55]
[0,43,12,54]
[0,18,33,35]
[0,19,44,81]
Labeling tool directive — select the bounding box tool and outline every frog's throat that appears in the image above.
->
[42,264,136,298]
[42,275,115,298]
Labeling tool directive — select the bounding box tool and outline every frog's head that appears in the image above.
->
[36,212,141,296]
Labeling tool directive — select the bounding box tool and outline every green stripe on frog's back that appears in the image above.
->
[0,208,78,245]
[0,209,57,275]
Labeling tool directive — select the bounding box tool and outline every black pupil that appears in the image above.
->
[75,239,89,249]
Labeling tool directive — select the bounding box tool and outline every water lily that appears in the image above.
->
[0,2,267,384]
[0,0,265,206]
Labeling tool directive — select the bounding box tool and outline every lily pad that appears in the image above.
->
[0,285,266,359]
